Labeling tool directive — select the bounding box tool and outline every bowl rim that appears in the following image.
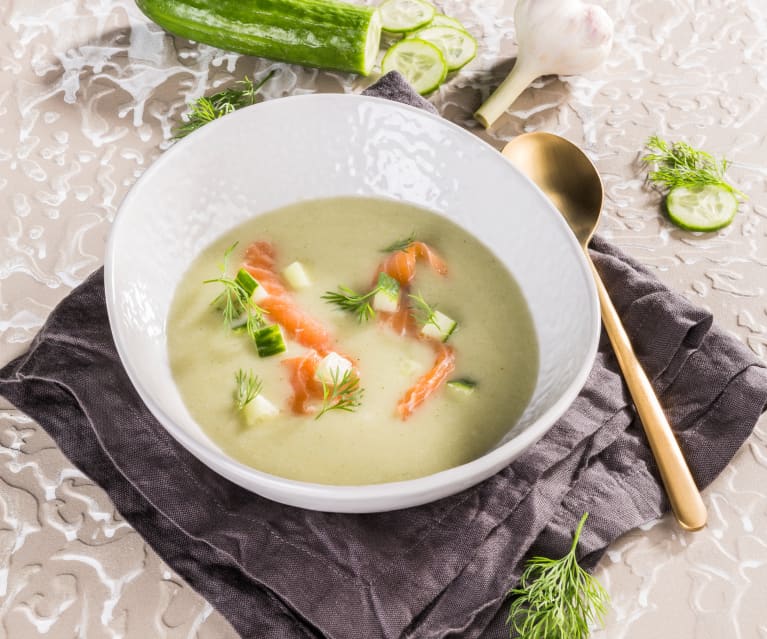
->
[104,92,600,512]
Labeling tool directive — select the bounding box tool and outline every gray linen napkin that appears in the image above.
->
[1,72,766,639]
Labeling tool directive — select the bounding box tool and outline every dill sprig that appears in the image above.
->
[507,513,610,639]
[322,287,377,323]
[408,292,439,329]
[234,369,263,411]
[204,243,267,333]
[315,369,364,420]
[174,71,276,139]
[643,135,744,198]
[381,233,416,253]
[323,273,401,323]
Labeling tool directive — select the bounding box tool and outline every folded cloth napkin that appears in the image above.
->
[2,72,766,639]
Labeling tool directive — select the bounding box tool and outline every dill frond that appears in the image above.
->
[174,71,276,139]
[506,513,610,639]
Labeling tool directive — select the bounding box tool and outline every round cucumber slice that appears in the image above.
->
[666,184,739,231]
[408,25,477,71]
[382,38,448,94]
[379,0,435,33]
[428,14,467,31]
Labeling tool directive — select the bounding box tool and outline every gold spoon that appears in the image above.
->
[503,132,707,532]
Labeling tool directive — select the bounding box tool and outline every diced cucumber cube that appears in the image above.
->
[373,272,400,312]
[235,267,268,302]
[235,268,258,296]
[243,394,279,425]
[253,324,287,357]
[373,290,399,312]
[420,310,457,342]
[315,352,353,385]
[230,314,249,329]
[282,261,312,290]
[252,282,269,303]
[447,378,477,396]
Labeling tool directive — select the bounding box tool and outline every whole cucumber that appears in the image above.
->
[135,0,382,75]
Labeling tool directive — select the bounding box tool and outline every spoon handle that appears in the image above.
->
[589,257,708,531]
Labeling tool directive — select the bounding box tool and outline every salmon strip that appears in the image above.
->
[243,241,285,291]
[376,240,448,333]
[411,241,448,276]
[243,241,335,355]
[377,241,453,418]
[283,350,360,416]
[381,241,448,286]
[382,249,417,286]
[282,351,324,415]
[397,344,456,421]
[379,291,416,337]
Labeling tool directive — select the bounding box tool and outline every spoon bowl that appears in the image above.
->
[503,132,708,532]
[501,132,603,246]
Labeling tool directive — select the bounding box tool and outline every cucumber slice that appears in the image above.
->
[408,25,477,71]
[666,184,739,231]
[428,14,467,31]
[253,325,287,357]
[382,39,448,95]
[379,0,435,33]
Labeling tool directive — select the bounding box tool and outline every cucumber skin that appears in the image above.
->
[135,0,381,75]
[253,325,286,357]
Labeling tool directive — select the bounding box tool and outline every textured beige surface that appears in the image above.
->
[1,0,766,637]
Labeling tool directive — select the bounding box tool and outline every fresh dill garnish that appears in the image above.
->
[204,243,267,333]
[173,71,276,139]
[323,273,401,322]
[643,135,744,197]
[322,286,377,322]
[381,233,416,253]
[408,292,439,329]
[315,369,364,420]
[506,512,610,639]
[234,369,263,411]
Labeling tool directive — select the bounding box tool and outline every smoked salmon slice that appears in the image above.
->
[243,241,335,355]
[282,351,324,415]
[377,241,453,419]
[381,241,448,286]
[397,343,456,420]
[379,291,416,337]
[377,240,447,337]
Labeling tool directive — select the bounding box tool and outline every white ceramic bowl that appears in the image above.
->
[105,94,599,513]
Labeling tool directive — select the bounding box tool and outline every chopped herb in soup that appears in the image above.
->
[167,197,538,485]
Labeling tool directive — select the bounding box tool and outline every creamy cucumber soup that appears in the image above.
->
[168,197,538,485]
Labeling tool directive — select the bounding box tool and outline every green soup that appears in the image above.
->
[167,197,538,485]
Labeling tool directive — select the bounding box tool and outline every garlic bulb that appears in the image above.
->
[475,0,614,128]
